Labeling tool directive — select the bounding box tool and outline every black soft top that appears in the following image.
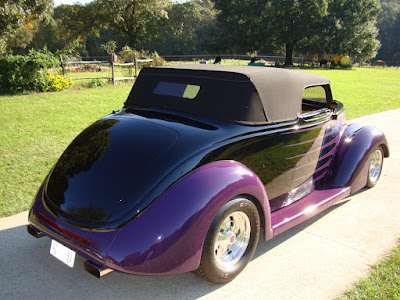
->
[125,64,330,124]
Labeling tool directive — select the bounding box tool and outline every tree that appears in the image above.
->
[376,0,400,62]
[212,0,381,65]
[7,19,40,52]
[145,0,217,55]
[0,0,53,54]
[96,0,171,50]
[267,0,329,66]
[211,0,269,54]
[22,2,111,57]
[212,0,329,64]
[53,4,101,44]
[326,0,381,60]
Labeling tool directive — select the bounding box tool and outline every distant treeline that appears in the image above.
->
[4,0,400,64]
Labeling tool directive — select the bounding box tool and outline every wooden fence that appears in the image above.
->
[60,54,153,84]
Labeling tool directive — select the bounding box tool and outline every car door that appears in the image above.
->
[207,85,340,212]
[283,85,340,207]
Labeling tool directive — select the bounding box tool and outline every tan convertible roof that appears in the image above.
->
[126,64,331,124]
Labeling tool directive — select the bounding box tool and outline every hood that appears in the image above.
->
[44,115,178,227]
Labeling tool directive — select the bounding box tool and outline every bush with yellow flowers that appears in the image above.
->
[46,74,74,92]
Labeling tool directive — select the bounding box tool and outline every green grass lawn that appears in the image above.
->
[303,68,400,119]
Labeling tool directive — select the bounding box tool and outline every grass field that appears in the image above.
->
[303,68,400,119]
[0,67,399,217]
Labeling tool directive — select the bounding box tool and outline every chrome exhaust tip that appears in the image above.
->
[27,225,45,238]
[84,260,113,278]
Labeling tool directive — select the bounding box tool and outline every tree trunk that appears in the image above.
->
[127,29,137,51]
[284,42,294,67]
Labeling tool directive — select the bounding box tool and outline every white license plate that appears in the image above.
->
[50,239,76,268]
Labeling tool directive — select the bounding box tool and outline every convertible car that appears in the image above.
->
[28,65,389,283]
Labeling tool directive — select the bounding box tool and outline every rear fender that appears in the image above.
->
[105,160,271,275]
[328,123,389,193]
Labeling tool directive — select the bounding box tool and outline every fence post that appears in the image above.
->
[134,50,138,78]
[111,53,115,85]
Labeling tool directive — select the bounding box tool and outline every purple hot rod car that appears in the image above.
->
[28,65,389,283]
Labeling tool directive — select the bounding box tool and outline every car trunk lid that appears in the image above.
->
[44,116,178,225]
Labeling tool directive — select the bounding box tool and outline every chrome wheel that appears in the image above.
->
[368,148,383,185]
[214,211,251,269]
[194,197,260,283]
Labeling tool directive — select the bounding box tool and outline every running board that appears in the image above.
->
[271,187,351,236]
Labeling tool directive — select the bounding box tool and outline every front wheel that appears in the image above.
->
[366,146,384,188]
[194,197,260,283]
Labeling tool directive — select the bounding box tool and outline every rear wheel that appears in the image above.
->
[194,197,260,283]
[366,146,384,188]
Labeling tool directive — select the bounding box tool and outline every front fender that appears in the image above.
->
[105,160,270,275]
[328,123,389,192]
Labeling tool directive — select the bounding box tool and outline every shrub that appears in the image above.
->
[46,75,74,92]
[88,79,106,88]
[0,48,59,95]
[118,46,136,62]
[82,63,102,72]
[117,47,166,67]
[148,51,166,67]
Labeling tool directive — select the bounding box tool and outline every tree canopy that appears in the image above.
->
[142,0,217,54]
[266,0,329,66]
[326,0,381,59]
[95,0,171,50]
[3,0,399,64]
[212,0,381,65]
[0,0,53,54]
[377,0,400,62]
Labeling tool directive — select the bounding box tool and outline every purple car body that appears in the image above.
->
[28,65,389,282]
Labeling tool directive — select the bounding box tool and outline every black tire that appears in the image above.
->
[194,197,260,283]
[366,145,384,188]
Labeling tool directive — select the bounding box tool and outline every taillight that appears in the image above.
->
[37,213,91,247]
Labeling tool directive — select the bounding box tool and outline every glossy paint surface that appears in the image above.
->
[271,187,351,236]
[328,123,389,192]
[42,103,342,229]
[105,161,270,275]
[29,183,120,267]
[29,96,389,276]
[45,116,179,226]
[30,160,270,274]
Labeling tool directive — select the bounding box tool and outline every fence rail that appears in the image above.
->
[60,55,137,83]
[59,55,156,83]
[59,54,399,83]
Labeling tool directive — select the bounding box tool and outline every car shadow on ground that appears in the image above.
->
[0,198,352,299]
[252,198,351,261]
